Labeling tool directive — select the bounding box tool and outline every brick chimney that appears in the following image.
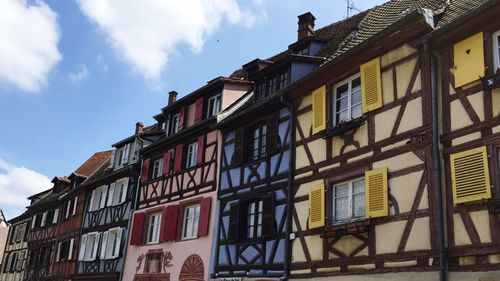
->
[297,12,316,41]
[135,122,144,135]
[168,91,178,105]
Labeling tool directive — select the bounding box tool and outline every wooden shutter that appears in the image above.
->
[88,191,95,211]
[78,235,87,260]
[114,228,123,258]
[162,151,172,176]
[227,203,239,242]
[196,135,205,164]
[91,233,100,261]
[140,159,150,183]
[361,57,383,113]
[72,196,78,216]
[194,97,204,123]
[164,205,179,241]
[130,213,145,245]
[312,85,326,134]
[262,195,275,237]
[178,106,186,130]
[109,149,115,169]
[266,113,279,154]
[174,144,184,172]
[159,207,169,242]
[99,186,108,209]
[309,184,325,229]
[197,197,212,237]
[56,242,61,262]
[450,146,491,204]
[365,167,389,218]
[454,32,485,88]
[68,238,74,261]
[100,231,108,259]
[107,183,115,206]
[232,128,244,165]
[120,178,129,204]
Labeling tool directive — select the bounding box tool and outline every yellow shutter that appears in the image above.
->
[450,146,491,204]
[365,167,388,218]
[311,85,326,134]
[453,32,485,88]
[309,184,325,229]
[361,57,383,113]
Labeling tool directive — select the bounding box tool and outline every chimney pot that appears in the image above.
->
[297,12,316,41]
[135,122,144,134]
[168,91,178,105]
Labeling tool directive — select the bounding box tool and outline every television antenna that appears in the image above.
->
[345,0,362,17]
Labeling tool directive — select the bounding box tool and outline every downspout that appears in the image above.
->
[280,95,294,281]
[427,41,447,281]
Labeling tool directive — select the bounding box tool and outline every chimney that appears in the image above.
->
[297,12,316,41]
[168,91,178,105]
[135,122,144,135]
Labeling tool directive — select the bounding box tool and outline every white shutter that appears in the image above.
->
[109,149,116,169]
[114,228,123,258]
[91,233,100,261]
[120,178,129,204]
[57,242,61,262]
[72,196,78,216]
[88,190,95,211]
[53,209,59,224]
[65,201,71,219]
[41,212,47,227]
[68,239,74,260]
[100,231,109,259]
[107,183,115,206]
[31,215,36,229]
[100,186,108,209]
[122,144,130,164]
[78,235,87,261]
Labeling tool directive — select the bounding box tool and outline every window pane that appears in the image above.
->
[336,84,348,99]
[335,184,349,197]
[352,88,361,105]
[336,96,348,112]
[352,77,361,89]
[353,193,365,218]
[351,104,362,119]
[335,197,349,221]
[336,110,349,123]
[353,180,364,193]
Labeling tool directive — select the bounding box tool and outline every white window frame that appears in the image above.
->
[147,213,161,244]
[247,200,263,239]
[331,178,365,224]
[89,186,107,211]
[251,124,267,160]
[83,232,100,261]
[333,75,362,126]
[152,159,163,179]
[168,114,180,136]
[494,30,500,72]
[181,204,200,240]
[186,142,198,168]
[104,227,122,259]
[110,178,129,206]
[207,94,222,118]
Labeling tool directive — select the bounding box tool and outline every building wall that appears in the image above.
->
[0,225,8,268]
[0,218,29,281]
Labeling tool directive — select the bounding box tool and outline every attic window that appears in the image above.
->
[351,29,358,38]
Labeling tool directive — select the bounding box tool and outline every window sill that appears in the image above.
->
[488,197,500,214]
[323,117,365,139]
[321,219,370,238]
[482,71,500,90]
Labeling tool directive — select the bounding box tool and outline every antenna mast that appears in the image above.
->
[345,0,362,18]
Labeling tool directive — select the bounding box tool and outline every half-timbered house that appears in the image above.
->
[286,0,452,280]
[1,211,29,281]
[0,211,8,273]
[73,124,161,281]
[211,12,368,280]
[122,77,251,281]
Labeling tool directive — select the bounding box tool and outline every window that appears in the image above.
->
[333,76,362,125]
[116,143,131,167]
[13,224,26,243]
[267,77,275,95]
[277,72,288,90]
[110,179,128,205]
[167,113,180,136]
[102,227,122,259]
[151,159,163,179]
[65,196,77,219]
[181,204,200,239]
[494,30,500,72]
[144,251,163,273]
[28,249,39,267]
[246,200,263,239]
[251,124,267,160]
[57,239,73,262]
[15,250,25,271]
[89,186,107,211]
[31,214,42,229]
[207,94,222,118]
[81,232,100,261]
[331,178,365,224]
[255,81,265,99]
[147,213,161,244]
[186,142,198,168]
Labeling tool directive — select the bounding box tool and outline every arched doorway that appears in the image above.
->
[179,254,204,281]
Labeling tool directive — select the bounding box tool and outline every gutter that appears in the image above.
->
[426,41,447,281]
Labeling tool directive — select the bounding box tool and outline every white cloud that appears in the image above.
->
[68,64,90,82]
[0,0,61,93]
[0,158,52,219]
[77,0,264,80]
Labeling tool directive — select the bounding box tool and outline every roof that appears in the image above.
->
[74,150,113,178]
[435,0,488,29]
[112,123,162,147]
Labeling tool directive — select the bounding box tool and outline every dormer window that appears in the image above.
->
[267,77,275,95]
[117,144,131,167]
[255,82,265,99]
[277,71,288,90]
[207,94,221,118]
[166,113,180,137]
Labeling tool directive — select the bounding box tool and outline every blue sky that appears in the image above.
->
[0,0,386,219]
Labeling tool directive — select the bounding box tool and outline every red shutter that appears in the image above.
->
[196,135,205,164]
[140,159,150,183]
[174,144,184,172]
[197,197,212,237]
[159,207,170,242]
[178,106,186,130]
[162,151,172,176]
[164,205,179,241]
[194,97,204,123]
[130,213,145,245]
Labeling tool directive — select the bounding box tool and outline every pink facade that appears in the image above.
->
[0,225,8,267]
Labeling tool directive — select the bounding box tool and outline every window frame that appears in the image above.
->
[494,30,500,72]
[207,94,222,118]
[151,158,163,179]
[112,178,128,205]
[180,204,201,240]
[330,177,366,225]
[83,232,99,261]
[245,199,264,240]
[146,213,161,244]
[332,74,362,126]
[89,186,106,212]
[104,227,122,259]
[249,123,267,161]
[167,113,180,136]
[185,142,198,169]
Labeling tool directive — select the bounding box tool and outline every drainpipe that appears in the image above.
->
[427,41,447,281]
[280,95,295,281]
